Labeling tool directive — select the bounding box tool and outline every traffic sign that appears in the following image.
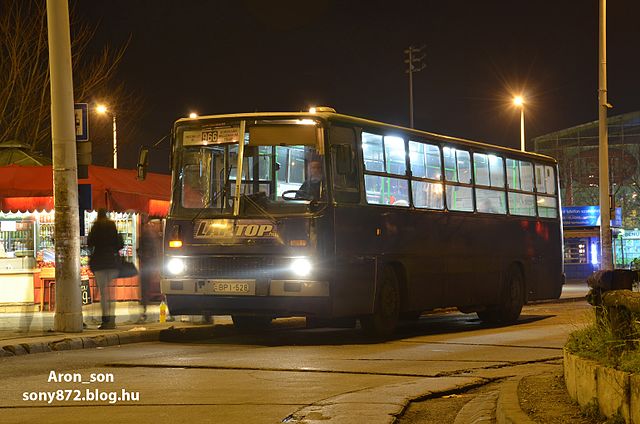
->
[74,103,89,141]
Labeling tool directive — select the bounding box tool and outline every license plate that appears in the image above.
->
[208,280,255,295]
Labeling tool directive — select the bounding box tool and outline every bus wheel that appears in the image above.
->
[477,265,524,324]
[360,266,400,338]
[232,315,272,332]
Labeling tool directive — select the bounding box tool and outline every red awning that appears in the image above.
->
[0,165,171,215]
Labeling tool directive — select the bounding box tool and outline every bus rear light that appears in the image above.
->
[169,240,183,248]
[289,239,307,247]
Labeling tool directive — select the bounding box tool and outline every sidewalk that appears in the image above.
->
[480,279,590,423]
[0,301,162,340]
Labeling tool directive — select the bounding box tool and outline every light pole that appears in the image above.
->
[513,95,525,151]
[404,45,426,128]
[96,104,117,169]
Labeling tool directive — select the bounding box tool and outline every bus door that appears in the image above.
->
[329,126,376,316]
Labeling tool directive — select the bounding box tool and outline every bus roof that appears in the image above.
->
[176,110,557,163]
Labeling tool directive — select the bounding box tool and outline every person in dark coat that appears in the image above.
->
[88,209,123,329]
[296,159,324,200]
[137,215,162,322]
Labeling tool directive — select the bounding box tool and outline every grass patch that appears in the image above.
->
[565,308,640,374]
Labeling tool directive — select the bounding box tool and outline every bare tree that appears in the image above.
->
[0,1,141,160]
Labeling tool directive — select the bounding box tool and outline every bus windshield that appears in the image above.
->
[173,120,326,217]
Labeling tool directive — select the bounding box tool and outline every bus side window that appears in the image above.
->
[443,147,473,212]
[330,126,360,203]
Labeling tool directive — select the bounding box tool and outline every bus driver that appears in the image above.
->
[297,159,323,200]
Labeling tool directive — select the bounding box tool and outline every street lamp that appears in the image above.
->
[95,104,117,169]
[513,95,525,151]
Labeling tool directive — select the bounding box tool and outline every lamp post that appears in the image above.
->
[513,95,525,151]
[96,104,117,169]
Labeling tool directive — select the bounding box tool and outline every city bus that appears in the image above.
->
[147,107,564,336]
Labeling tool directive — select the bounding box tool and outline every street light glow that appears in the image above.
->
[512,95,526,151]
[513,95,524,107]
[95,103,118,168]
[189,112,198,119]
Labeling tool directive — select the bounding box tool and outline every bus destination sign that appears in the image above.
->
[183,125,240,146]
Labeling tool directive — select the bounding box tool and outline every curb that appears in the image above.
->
[495,376,535,424]
[0,324,214,358]
[564,349,639,423]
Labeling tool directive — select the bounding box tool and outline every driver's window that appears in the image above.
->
[330,126,359,203]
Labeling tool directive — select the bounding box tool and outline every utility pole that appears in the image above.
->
[404,45,426,128]
[47,0,83,332]
[598,0,613,270]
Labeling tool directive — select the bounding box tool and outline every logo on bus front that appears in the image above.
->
[194,219,276,239]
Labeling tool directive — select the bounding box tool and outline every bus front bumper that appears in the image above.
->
[160,278,331,316]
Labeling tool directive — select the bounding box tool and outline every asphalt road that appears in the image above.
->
[0,300,592,423]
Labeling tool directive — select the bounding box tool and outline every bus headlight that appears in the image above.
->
[290,258,312,277]
[167,257,185,275]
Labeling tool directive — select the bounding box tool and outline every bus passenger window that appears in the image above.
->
[362,132,384,172]
[365,175,409,206]
[520,161,534,192]
[537,195,558,218]
[475,188,506,214]
[473,153,490,186]
[410,142,441,180]
[545,166,556,194]
[443,147,457,181]
[412,181,444,209]
[457,151,471,184]
[384,136,406,175]
[536,165,557,195]
[535,164,546,193]
[508,192,536,216]
[444,147,471,184]
[446,185,473,212]
[506,159,521,189]
[489,155,504,188]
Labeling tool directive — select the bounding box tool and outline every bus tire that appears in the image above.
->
[477,265,524,324]
[232,315,272,332]
[360,266,400,338]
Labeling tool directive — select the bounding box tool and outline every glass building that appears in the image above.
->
[533,111,640,277]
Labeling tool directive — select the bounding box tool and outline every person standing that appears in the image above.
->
[88,209,123,329]
[137,215,162,322]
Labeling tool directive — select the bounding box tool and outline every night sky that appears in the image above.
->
[73,1,640,173]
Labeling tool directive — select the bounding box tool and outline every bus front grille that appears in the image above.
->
[184,256,281,279]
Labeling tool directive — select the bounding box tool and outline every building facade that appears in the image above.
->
[533,111,640,275]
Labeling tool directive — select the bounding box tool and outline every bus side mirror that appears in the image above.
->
[137,146,149,181]
[334,145,353,175]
